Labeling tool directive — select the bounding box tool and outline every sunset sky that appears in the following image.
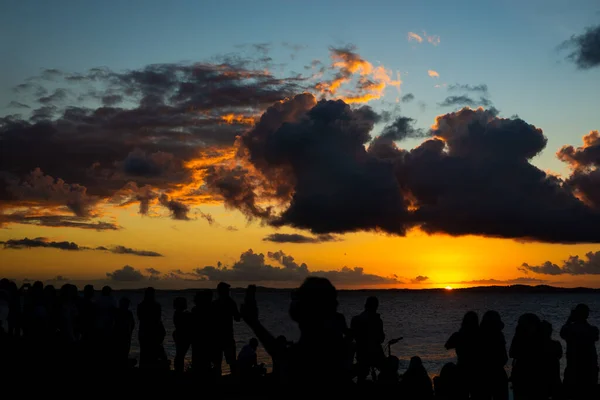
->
[1,0,600,289]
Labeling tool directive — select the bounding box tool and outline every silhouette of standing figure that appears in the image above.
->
[540,320,562,400]
[445,311,480,398]
[211,282,240,376]
[113,297,135,368]
[241,277,350,386]
[509,313,544,400]
[351,296,385,383]
[401,356,433,400]
[478,310,508,400]
[560,304,599,399]
[191,289,213,377]
[173,296,191,373]
[137,287,166,368]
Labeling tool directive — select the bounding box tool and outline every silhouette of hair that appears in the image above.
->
[217,281,230,296]
[481,310,504,332]
[365,296,379,311]
[461,311,479,332]
[289,277,337,324]
[83,284,94,299]
[574,303,590,321]
[101,285,112,296]
[173,296,187,311]
[143,287,155,302]
[541,320,553,338]
[250,337,259,349]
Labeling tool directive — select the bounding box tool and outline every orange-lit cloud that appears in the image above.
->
[407,32,423,43]
[220,113,256,126]
[424,32,441,46]
[428,70,440,78]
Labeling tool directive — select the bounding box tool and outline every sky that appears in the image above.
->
[1,0,600,289]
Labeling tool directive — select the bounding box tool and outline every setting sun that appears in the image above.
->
[445,286,453,290]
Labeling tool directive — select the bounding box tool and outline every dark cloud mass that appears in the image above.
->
[438,95,492,108]
[262,233,339,243]
[447,83,488,93]
[192,249,398,285]
[411,275,429,283]
[562,24,600,69]
[1,237,80,251]
[458,277,547,285]
[401,93,415,103]
[100,245,163,257]
[207,95,600,243]
[520,251,600,275]
[106,265,145,282]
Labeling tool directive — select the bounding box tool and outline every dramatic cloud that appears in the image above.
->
[457,277,547,285]
[562,24,600,69]
[407,32,423,43]
[262,233,339,243]
[447,83,488,94]
[99,245,163,257]
[208,95,600,243]
[0,213,120,231]
[520,251,600,275]
[411,275,429,283]
[401,93,415,103]
[438,95,493,108]
[428,70,440,78]
[145,267,161,275]
[1,237,80,251]
[192,249,399,285]
[106,265,145,282]
[557,131,600,208]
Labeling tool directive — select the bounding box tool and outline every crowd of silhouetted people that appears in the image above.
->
[0,277,598,399]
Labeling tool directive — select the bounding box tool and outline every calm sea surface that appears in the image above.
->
[121,289,600,378]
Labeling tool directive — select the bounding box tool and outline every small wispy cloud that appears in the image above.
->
[428,70,440,78]
[407,32,423,43]
[407,31,440,46]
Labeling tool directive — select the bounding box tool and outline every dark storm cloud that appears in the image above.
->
[262,233,339,243]
[1,55,305,228]
[401,93,415,103]
[1,237,80,251]
[447,83,488,94]
[557,131,600,208]
[438,95,492,108]
[411,275,429,283]
[106,265,145,282]
[209,95,600,243]
[562,24,600,69]
[192,249,399,285]
[520,251,600,275]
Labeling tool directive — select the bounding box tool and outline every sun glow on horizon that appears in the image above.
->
[445,286,453,290]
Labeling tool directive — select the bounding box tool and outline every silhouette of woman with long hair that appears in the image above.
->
[540,320,562,399]
[172,296,191,373]
[137,287,166,368]
[478,310,508,400]
[400,356,433,399]
[445,311,480,398]
[509,313,544,400]
[113,297,135,368]
[191,289,213,377]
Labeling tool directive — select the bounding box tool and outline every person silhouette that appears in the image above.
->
[560,304,599,399]
[509,313,544,400]
[351,296,385,383]
[211,282,240,377]
[137,287,166,369]
[445,311,480,398]
[113,297,135,368]
[478,310,508,400]
[377,355,400,385]
[191,289,213,377]
[434,362,466,400]
[238,337,265,381]
[241,277,350,386]
[400,356,433,399]
[172,296,191,373]
[540,320,563,400]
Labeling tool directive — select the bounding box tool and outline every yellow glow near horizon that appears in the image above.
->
[445,286,453,290]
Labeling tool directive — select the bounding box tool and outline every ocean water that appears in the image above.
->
[120,289,600,378]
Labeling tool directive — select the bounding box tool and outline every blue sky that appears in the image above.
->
[1,0,599,173]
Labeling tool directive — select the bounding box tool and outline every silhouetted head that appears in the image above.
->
[574,304,590,322]
[44,284,56,300]
[541,320,553,339]
[83,284,94,300]
[385,355,400,372]
[289,277,338,329]
[408,356,424,371]
[461,311,479,332]
[365,296,379,312]
[119,297,130,310]
[144,287,155,302]
[440,362,458,379]
[194,289,212,306]
[101,286,112,296]
[217,282,230,298]
[32,281,44,295]
[276,335,288,348]
[481,310,504,332]
[517,313,541,337]
[249,337,259,350]
[0,278,8,289]
[173,296,187,311]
